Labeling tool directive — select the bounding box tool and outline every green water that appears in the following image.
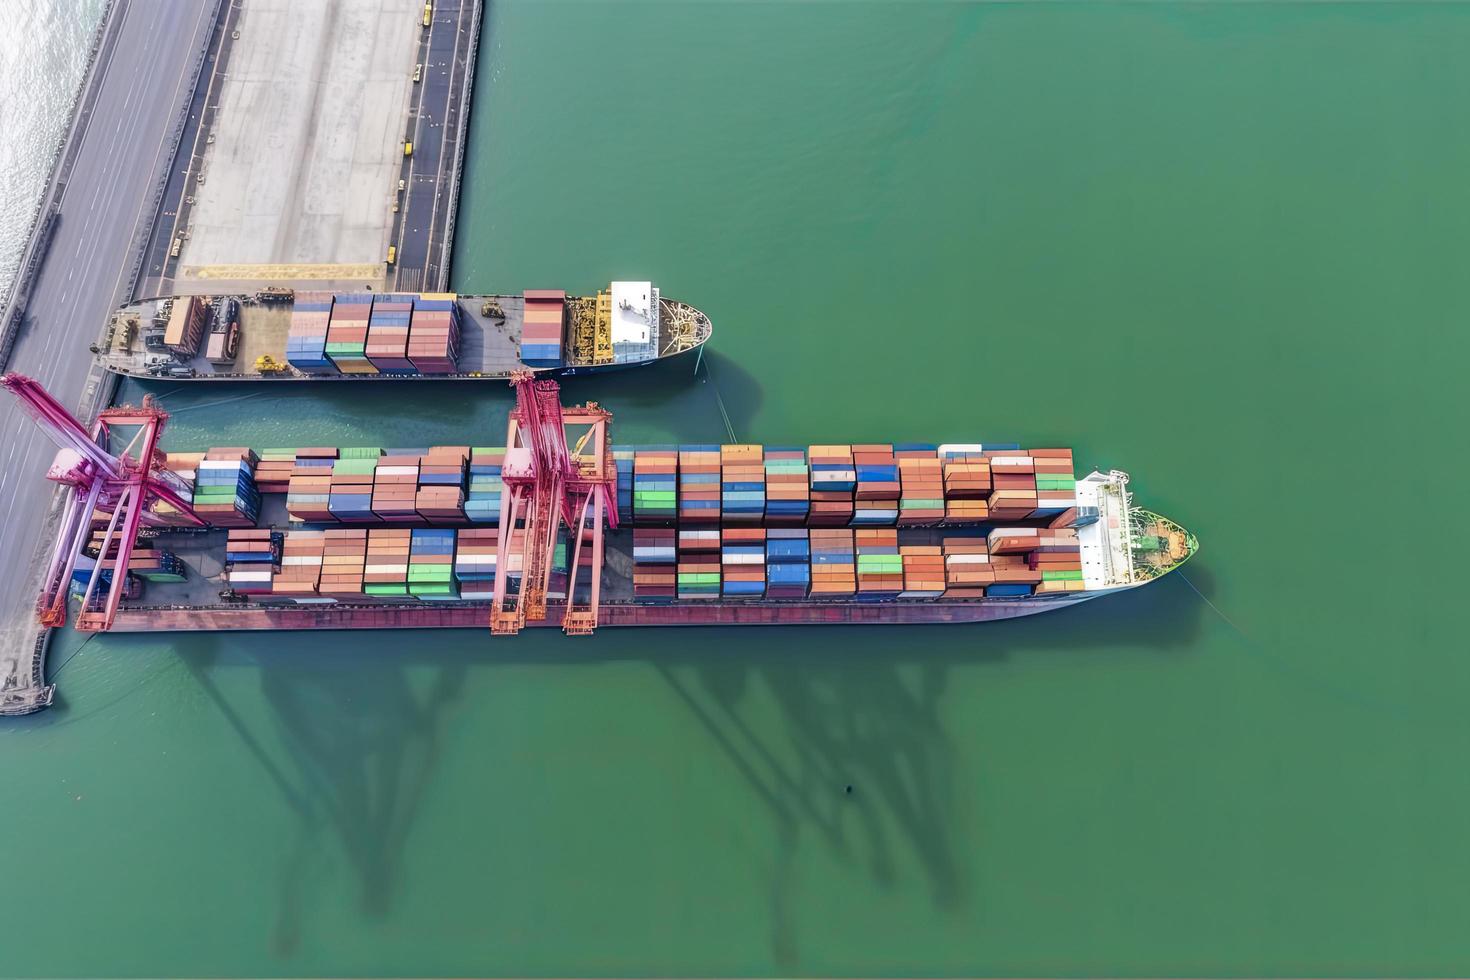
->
[4,2,1470,975]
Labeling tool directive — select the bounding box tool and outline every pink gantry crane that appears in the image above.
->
[489,370,619,635]
[1,373,203,631]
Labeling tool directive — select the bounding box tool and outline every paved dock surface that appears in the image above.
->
[169,0,423,292]
[1,0,217,701]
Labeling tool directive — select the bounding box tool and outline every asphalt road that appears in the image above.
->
[389,0,476,293]
[0,0,216,630]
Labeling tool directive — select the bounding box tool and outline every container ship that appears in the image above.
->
[6,375,1197,637]
[96,281,711,381]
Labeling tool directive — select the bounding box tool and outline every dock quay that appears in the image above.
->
[137,0,484,298]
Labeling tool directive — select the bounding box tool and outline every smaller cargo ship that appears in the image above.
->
[96,281,711,381]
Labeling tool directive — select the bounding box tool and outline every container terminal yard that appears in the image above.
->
[0,0,484,714]
[0,372,1196,641]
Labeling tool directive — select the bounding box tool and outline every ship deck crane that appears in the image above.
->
[1,372,203,632]
[489,370,618,635]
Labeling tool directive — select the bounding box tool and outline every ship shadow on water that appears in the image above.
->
[177,636,466,956]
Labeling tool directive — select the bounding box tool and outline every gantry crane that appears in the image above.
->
[489,370,618,635]
[1,373,203,631]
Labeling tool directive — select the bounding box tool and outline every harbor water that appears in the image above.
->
[4,1,1470,974]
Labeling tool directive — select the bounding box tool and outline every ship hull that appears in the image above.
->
[104,592,1105,634]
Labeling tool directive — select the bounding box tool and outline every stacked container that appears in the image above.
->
[942,535,993,597]
[855,529,902,598]
[940,445,990,524]
[765,528,810,597]
[763,448,809,524]
[254,449,296,494]
[223,530,274,598]
[1031,527,1085,594]
[808,445,855,526]
[678,446,720,524]
[273,531,324,596]
[408,294,460,373]
[896,446,944,525]
[320,529,368,597]
[984,527,1044,596]
[409,529,457,598]
[632,528,676,600]
[285,448,337,522]
[852,445,900,525]
[163,295,208,356]
[455,528,498,599]
[677,526,720,599]
[520,289,566,368]
[1030,449,1078,518]
[364,295,416,372]
[613,450,634,524]
[721,527,765,597]
[286,292,335,373]
[465,448,505,523]
[193,448,260,526]
[632,447,676,524]
[365,529,411,596]
[899,545,945,598]
[986,451,1038,520]
[372,453,422,523]
[328,449,382,523]
[809,528,856,596]
[417,446,467,522]
[720,444,764,522]
[325,293,377,374]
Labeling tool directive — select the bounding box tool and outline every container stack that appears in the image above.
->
[319,529,368,597]
[942,536,993,597]
[325,293,377,374]
[98,541,187,584]
[721,527,765,597]
[408,294,460,373]
[285,448,337,522]
[810,528,857,596]
[985,527,1044,596]
[371,452,422,523]
[677,527,720,599]
[852,445,900,525]
[632,447,676,524]
[897,446,944,526]
[364,529,412,596]
[363,295,415,372]
[765,528,810,598]
[224,529,274,594]
[1032,527,1085,594]
[416,446,467,523]
[632,528,676,600]
[613,450,634,523]
[273,531,324,596]
[254,449,297,494]
[193,448,260,527]
[465,448,506,523]
[519,289,566,368]
[720,444,764,523]
[286,292,335,372]
[678,446,720,524]
[940,445,990,524]
[454,528,499,599]
[328,450,382,523]
[986,452,1038,520]
[808,445,855,526]
[899,545,945,599]
[855,529,902,598]
[409,529,457,598]
[1030,450,1078,518]
[163,295,209,356]
[763,448,809,524]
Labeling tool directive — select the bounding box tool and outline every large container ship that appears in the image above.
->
[43,374,1196,635]
[96,281,711,381]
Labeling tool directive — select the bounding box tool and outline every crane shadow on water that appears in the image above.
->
[172,562,1211,967]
